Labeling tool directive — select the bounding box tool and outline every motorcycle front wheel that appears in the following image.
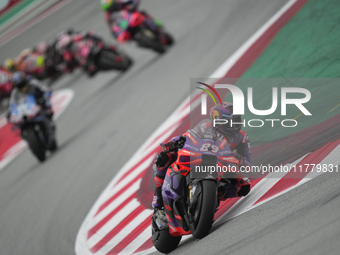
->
[97,50,133,71]
[151,217,182,253]
[135,28,166,54]
[25,126,46,162]
[191,180,217,239]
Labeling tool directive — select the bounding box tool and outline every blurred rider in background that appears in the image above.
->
[55,30,105,77]
[15,48,46,79]
[101,0,139,41]
[2,59,16,73]
[100,0,164,42]
[8,72,55,142]
[152,102,252,218]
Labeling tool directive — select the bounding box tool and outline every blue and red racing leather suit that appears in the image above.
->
[152,119,252,209]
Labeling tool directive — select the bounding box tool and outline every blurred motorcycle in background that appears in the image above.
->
[57,31,133,77]
[113,10,174,53]
[9,94,57,162]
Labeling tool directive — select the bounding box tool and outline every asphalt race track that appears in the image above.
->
[1,1,340,255]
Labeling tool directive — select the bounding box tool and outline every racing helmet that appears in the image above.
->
[55,35,72,53]
[210,102,242,137]
[12,71,27,90]
[4,59,16,72]
[100,0,114,11]
[36,42,49,54]
[36,55,45,68]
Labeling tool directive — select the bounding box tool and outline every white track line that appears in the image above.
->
[0,141,26,170]
[92,157,152,217]
[99,209,153,255]
[0,0,73,47]
[299,143,340,184]
[90,179,142,229]
[88,199,141,249]
[119,225,156,255]
[243,149,338,210]
[214,154,307,225]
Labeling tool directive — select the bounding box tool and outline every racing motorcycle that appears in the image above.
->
[151,135,240,253]
[88,38,133,73]
[9,94,57,162]
[64,36,133,76]
[115,10,174,53]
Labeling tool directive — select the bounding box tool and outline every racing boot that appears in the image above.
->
[218,178,251,201]
[152,208,167,231]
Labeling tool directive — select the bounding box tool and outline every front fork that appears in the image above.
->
[21,124,45,144]
[187,177,226,220]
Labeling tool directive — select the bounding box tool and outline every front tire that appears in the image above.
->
[97,50,132,71]
[152,218,182,253]
[192,180,217,239]
[163,32,174,46]
[25,126,46,162]
[135,29,166,53]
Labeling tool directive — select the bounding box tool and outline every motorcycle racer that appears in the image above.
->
[152,102,252,210]
[8,72,55,146]
[14,42,63,81]
[15,49,46,78]
[100,0,167,43]
[101,0,140,41]
[9,71,53,117]
[55,31,107,77]
[3,59,16,72]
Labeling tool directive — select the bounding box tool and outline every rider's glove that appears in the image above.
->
[155,152,169,168]
[175,136,186,149]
